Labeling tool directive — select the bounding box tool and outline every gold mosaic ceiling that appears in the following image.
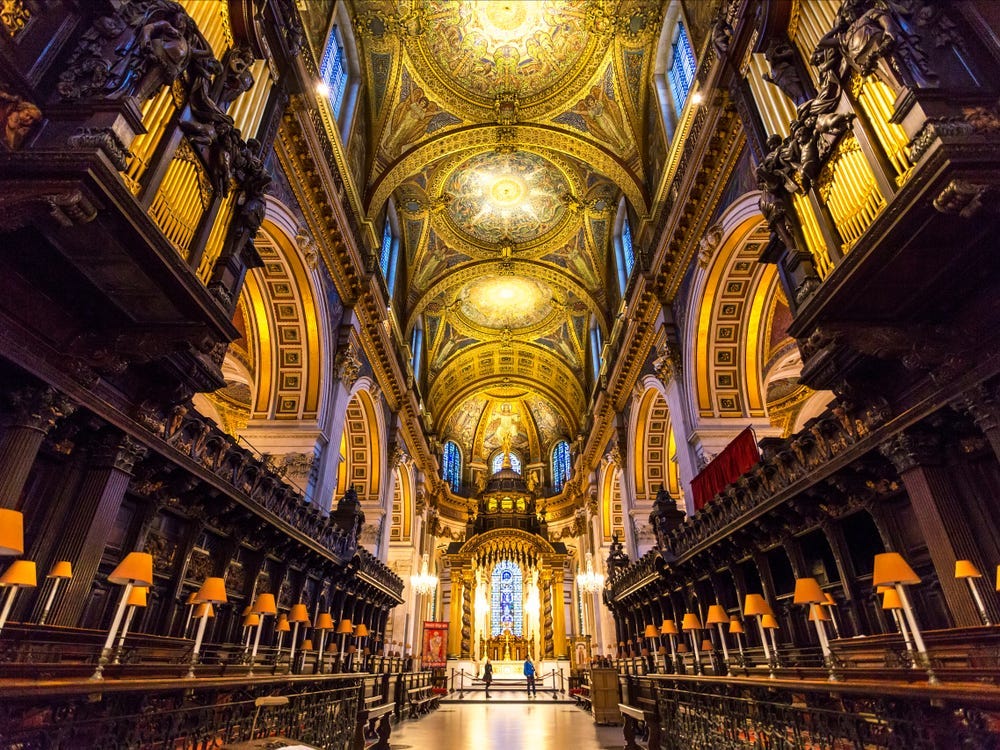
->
[356,0,662,463]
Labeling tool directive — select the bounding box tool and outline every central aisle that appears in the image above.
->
[390,702,622,750]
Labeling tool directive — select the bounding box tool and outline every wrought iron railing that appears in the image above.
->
[0,674,363,750]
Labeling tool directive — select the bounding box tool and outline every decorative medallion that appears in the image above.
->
[444,150,569,244]
[457,274,557,331]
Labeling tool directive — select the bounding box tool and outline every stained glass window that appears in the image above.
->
[491,451,521,475]
[621,216,635,278]
[380,220,393,280]
[320,25,350,118]
[668,22,696,116]
[442,441,461,493]
[552,440,571,493]
[491,560,523,636]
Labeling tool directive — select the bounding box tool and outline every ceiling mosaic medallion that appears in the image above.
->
[416,1,595,108]
[444,151,569,245]
[457,275,556,331]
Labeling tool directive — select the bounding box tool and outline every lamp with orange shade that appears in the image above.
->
[660,619,679,672]
[794,577,836,681]
[680,612,703,674]
[955,560,991,626]
[93,552,153,680]
[248,593,277,675]
[880,587,916,666]
[288,603,310,666]
[314,612,335,672]
[643,623,659,669]
[187,576,228,679]
[743,593,775,677]
[275,613,290,658]
[182,590,199,636]
[112,586,147,664]
[728,616,746,662]
[0,560,36,636]
[0,509,24,557]
[354,623,370,672]
[336,618,353,667]
[821,592,842,638]
[38,561,72,626]
[706,605,732,675]
[873,552,937,683]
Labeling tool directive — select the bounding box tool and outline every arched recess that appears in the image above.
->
[389,463,413,545]
[197,201,328,439]
[598,460,626,545]
[631,386,681,506]
[335,381,384,507]
[686,193,777,422]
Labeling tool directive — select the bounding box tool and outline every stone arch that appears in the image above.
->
[335,379,384,507]
[389,462,413,545]
[631,386,681,506]
[685,192,778,423]
[598,459,626,546]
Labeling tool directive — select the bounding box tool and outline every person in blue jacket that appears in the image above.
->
[523,657,536,696]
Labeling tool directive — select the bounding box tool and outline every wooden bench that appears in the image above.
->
[620,703,660,750]
[353,695,393,750]
[406,685,438,718]
[573,684,591,710]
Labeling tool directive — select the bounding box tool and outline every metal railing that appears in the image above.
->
[449,667,565,699]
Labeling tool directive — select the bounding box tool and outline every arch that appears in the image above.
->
[598,460,626,545]
[631,387,681,505]
[490,450,522,475]
[389,463,413,544]
[366,123,649,222]
[441,440,462,492]
[237,201,327,423]
[685,192,778,422]
[551,440,571,494]
[335,383,383,505]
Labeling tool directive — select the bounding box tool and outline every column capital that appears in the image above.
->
[90,432,148,474]
[958,382,1000,433]
[879,429,941,473]
[5,385,76,433]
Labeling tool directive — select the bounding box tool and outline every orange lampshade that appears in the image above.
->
[242,605,251,616]
[348,645,357,654]
[640,647,650,656]
[760,614,779,630]
[706,605,728,625]
[728,616,744,634]
[681,612,702,631]
[881,588,903,611]
[875,585,892,593]
[276,614,290,632]
[242,613,260,628]
[618,641,625,647]
[872,552,919,586]
[823,593,837,606]
[793,577,825,605]
[336,618,353,634]
[193,603,214,619]
[108,552,153,586]
[301,639,314,651]
[676,642,688,653]
[996,565,1000,592]
[185,591,198,605]
[660,619,678,635]
[744,593,772,617]
[355,623,369,637]
[808,604,830,622]
[0,509,24,556]
[327,641,339,653]
[700,639,714,652]
[0,560,36,587]
[289,603,310,623]
[644,624,659,638]
[47,561,73,580]
[315,612,334,630]
[126,586,147,608]
[252,593,277,616]
[955,560,982,579]
[657,645,666,654]
[195,577,228,604]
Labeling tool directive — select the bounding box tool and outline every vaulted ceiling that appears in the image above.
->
[356,0,664,463]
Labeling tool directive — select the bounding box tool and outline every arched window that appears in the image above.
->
[491,450,522,475]
[319,26,350,117]
[614,198,635,294]
[551,440,572,493]
[441,441,462,493]
[668,22,696,115]
[410,317,424,386]
[589,317,604,387]
[318,5,361,141]
[491,560,523,636]
[379,201,400,294]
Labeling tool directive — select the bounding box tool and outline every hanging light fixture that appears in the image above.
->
[411,553,438,596]
[576,552,605,594]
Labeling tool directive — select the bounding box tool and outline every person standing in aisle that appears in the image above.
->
[523,657,536,697]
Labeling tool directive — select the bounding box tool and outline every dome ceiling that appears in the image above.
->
[356,0,663,466]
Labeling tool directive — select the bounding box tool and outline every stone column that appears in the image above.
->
[47,432,147,626]
[541,570,554,658]
[0,385,75,509]
[881,430,989,627]
[551,569,567,658]
[460,570,473,658]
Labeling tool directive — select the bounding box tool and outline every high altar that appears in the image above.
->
[444,455,568,664]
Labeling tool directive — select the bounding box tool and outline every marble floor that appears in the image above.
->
[389,701,622,750]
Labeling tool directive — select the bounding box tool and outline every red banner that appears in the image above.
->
[690,427,760,511]
[421,621,448,667]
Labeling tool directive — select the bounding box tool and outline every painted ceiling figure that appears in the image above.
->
[496,403,520,463]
